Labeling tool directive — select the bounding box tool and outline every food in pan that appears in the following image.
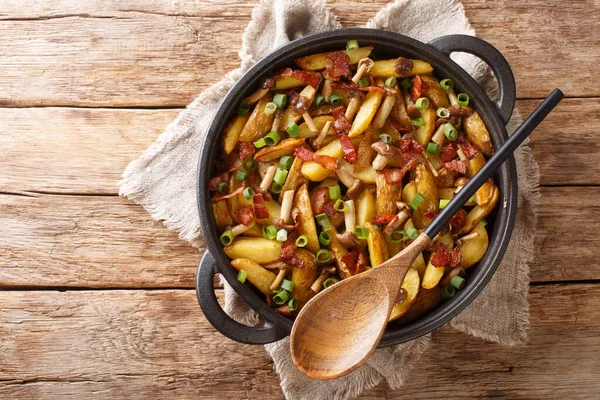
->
[208,40,498,321]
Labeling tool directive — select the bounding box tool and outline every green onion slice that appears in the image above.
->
[273,290,290,305]
[220,230,234,246]
[314,94,325,108]
[457,93,470,107]
[405,226,419,240]
[237,269,247,283]
[287,123,300,137]
[328,185,341,200]
[467,194,475,204]
[444,123,458,141]
[329,94,342,107]
[281,279,294,292]
[273,168,288,186]
[319,231,331,246]
[279,156,293,171]
[355,225,369,240]
[390,230,406,243]
[242,187,255,200]
[400,78,412,89]
[316,249,332,263]
[358,76,370,88]
[262,225,277,240]
[442,284,456,299]
[427,142,439,155]
[323,277,339,289]
[235,170,247,182]
[253,138,267,148]
[264,131,281,146]
[440,79,454,91]
[288,298,298,311]
[411,118,425,127]
[238,101,250,116]
[264,102,277,115]
[346,39,359,50]
[408,192,426,210]
[295,235,308,248]
[415,97,430,110]
[450,275,466,290]
[316,213,332,231]
[479,219,488,227]
[333,199,349,212]
[439,199,450,209]
[270,182,282,194]
[217,182,229,194]
[385,76,397,88]
[276,229,288,242]
[273,93,287,109]
[436,107,450,119]
[243,157,257,171]
[379,133,393,144]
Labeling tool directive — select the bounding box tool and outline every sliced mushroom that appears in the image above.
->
[310,266,337,294]
[455,231,480,246]
[344,199,356,233]
[269,264,291,291]
[336,165,357,188]
[431,123,446,147]
[371,141,403,170]
[322,78,333,101]
[335,230,366,250]
[421,152,439,177]
[280,190,295,224]
[345,179,365,200]
[372,92,397,128]
[259,165,277,191]
[351,57,374,84]
[313,120,333,149]
[383,202,412,235]
[345,96,362,122]
[231,220,256,236]
[302,112,319,135]
[271,109,284,132]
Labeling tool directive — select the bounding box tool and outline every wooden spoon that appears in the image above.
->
[291,89,564,380]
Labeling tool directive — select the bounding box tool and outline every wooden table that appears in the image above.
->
[1,1,599,398]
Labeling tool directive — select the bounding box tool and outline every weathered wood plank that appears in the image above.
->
[0,285,598,398]
[0,186,597,287]
[0,0,596,107]
[0,99,594,195]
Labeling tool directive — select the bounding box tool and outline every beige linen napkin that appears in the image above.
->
[121,0,537,398]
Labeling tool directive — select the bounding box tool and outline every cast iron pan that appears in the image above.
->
[195,29,518,346]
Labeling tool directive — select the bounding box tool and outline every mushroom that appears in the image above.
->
[455,231,480,246]
[344,199,356,233]
[456,146,468,162]
[313,120,333,149]
[302,112,319,135]
[351,58,374,84]
[395,288,408,304]
[421,152,439,177]
[310,266,337,293]
[244,77,275,104]
[344,179,365,200]
[336,165,357,188]
[336,230,365,250]
[231,220,256,236]
[371,142,403,171]
[280,190,295,224]
[372,90,397,128]
[345,91,363,122]
[441,267,466,286]
[447,88,459,106]
[454,177,469,194]
[322,78,333,101]
[431,123,446,147]
[383,202,412,235]
[274,207,299,231]
[269,263,291,291]
[259,165,277,191]
[271,108,284,132]
[402,87,419,118]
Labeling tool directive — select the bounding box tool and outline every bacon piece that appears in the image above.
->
[287,90,299,107]
[253,193,269,219]
[449,209,467,230]
[430,243,452,268]
[424,211,438,219]
[387,118,413,133]
[357,250,369,273]
[238,142,256,161]
[340,134,357,164]
[400,137,424,155]
[208,172,228,191]
[286,256,305,269]
[280,68,293,77]
[332,106,352,136]
[278,232,305,269]
[294,146,315,161]
[315,155,338,171]
[311,187,329,214]
[383,167,406,184]
[439,142,458,163]
[443,159,467,175]
[403,151,421,172]
[330,81,385,93]
[450,247,462,269]
[372,214,397,225]
[326,51,351,80]
[411,75,425,102]
[394,57,414,77]
[276,305,292,316]
[341,251,360,275]
[293,70,322,89]
[266,294,276,308]
[211,182,245,203]
[322,201,338,217]
[235,205,255,226]
[458,140,479,160]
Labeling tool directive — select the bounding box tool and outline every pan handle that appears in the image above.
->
[428,35,516,124]
[195,251,287,344]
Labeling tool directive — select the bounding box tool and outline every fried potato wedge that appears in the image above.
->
[243,224,263,237]
[460,223,489,268]
[370,58,433,78]
[281,85,317,129]
[294,183,320,254]
[457,184,499,235]
[256,199,281,226]
[422,232,453,289]
[467,153,496,206]
[221,115,249,155]
[389,268,420,321]
[254,138,305,162]
[230,258,276,295]
[224,237,282,264]
[365,222,389,267]
[376,171,403,215]
[294,46,374,70]
[356,189,376,226]
[412,164,439,230]
[227,174,253,224]
[339,160,377,184]
[274,75,305,90]
[280,155,306,196]
[212,200,232,233]
[348,90,384,137]
[402,181,417,204]
[301,139,343,181]
[239,94,275,142]
[420,75,449,109]
[327,225,351,279]
[464,111,494,156]
[354,129,374,173]
[412,251,427,278]
[393,287,443,325]
[414,106,436,146]
[299,115,335,138]
[291,248,318,308]
[391,92,413,127]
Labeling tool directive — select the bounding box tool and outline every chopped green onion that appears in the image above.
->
[276,229,288,242]
[273,93,287,109]
[316,213,332,231]
[436,107,450,119]
[408,192,426,210]
[270,182,282,194]
[450,275,466,290]
[242,187,255,200]
[457,93,470,107]
[400,78,412,89]
[411,118,425,127]
[379,133,393,144]
[385,76,397,87]
[314,94,325,108]
[444,123,458,141]
[264,102,277,115]
[390,230,406,242]
[358,76,370,88]
[217,182,229,194]
[355,225,369,240]
[237,269,247,283]
[319,231,331,246]
[238,101,251,116]
[273,290,290,305]
[329,94,342,107]
[328,185,341,200]
[405,226,419,240]
[479,219,488,227]
[439,199,450,209]
[253,138,267,148]
[281,279,294,292]
[440,79,454,91]
[346,39,359,50]
[262,225,277,240]
[235,170,247,181]
[288,298,298,311]
[243,158,257,171]
[273,168,288,186]
[220,230,234,246]
[415,97,430,110]
[287,123,300,137]
[323,277,339,289]
[467,194,475,204]
[295,235,308,248]
[333,199,349,212]
[280,155,293,170]
[264,131,281,146]
[442,284,456,299]
[427,142,439,155]
[316,249,332,263]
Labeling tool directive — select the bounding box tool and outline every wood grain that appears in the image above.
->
[0,186,597,288]
[0,0,597,107]
[0,285,598,398]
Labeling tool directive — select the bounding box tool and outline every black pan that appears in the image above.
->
[195,28,518,346]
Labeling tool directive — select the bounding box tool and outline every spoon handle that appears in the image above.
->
[423,88,564,239]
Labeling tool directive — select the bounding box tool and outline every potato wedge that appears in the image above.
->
[239,94,275,142]
[437,187,455,200]
[280,155,306,196]
[339,160,377,184]
[274,75,305,90]
[389,268,420,321]
[294,46,374,70]
[348,90,384,137]
[422,232,453,289]
[212,200,232,233]
[356,189,376,226]
[467,153,496,206]
[327,225,351,279]
[243,224,263,237]
[460,223,489,268]
[291,248,318,308]
[230,258,276,295]
[294,183,320,254]
[402,181,417,204]
[420,75,449,109]
[221,115,249,155]
[412,251,427,277]
[391,92,413,127]
[376,171,403,215]
[256,199,281,226]
[254,138,305,162]
[354,129,374,173]
[369,58,433,78]
[299,115,334,138]
[413,164,439,230]
[464,111,494,156]
[436,168,458,188]
[281,85,317,129]
[227,174,253,224]
[457,185,499,235]
[224,237,282,264]
[393,287,443,325]
[301,139,343,181]
[365,222,389,267]
[414,106,436,146]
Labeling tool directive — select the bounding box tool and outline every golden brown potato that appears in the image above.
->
[294,183,320,254]
[239,94,275,142]
[467,153,496,206]
[459,223,489,268]
[291,249,318,308]
[412,164,439,230]
[402,181,417,204]
[327,225,351,279]
[301,139,343,181]
[412,251,427,278]
[391,92,413,127]
[457,185,499,235]
[212,200,232,233]
[280,156,306,196]
[349,90,384,137]
[393,287,443,325]
[274,75,305,90]
[356,189,376,226]
[230,258,276,295]
[422,232,453,289]
[281,85,317,129]
[420,75,449,109]
[464,111,494,156]
[389,268,420,321]
[294,46,374,70]
[376,171,403,216]
[339,160,377,184]
[243,224,263,237]
[254,138,305,162]
[414,107,436,146]
[365,222,389,267]
[226,174,253,224]
[256,199,281,226]
[221,115,249,155]
[354,130,374,173]
[370,58,433,78]
[436,168,459,188]
[224,238,282,264]
[298,115,334,138]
